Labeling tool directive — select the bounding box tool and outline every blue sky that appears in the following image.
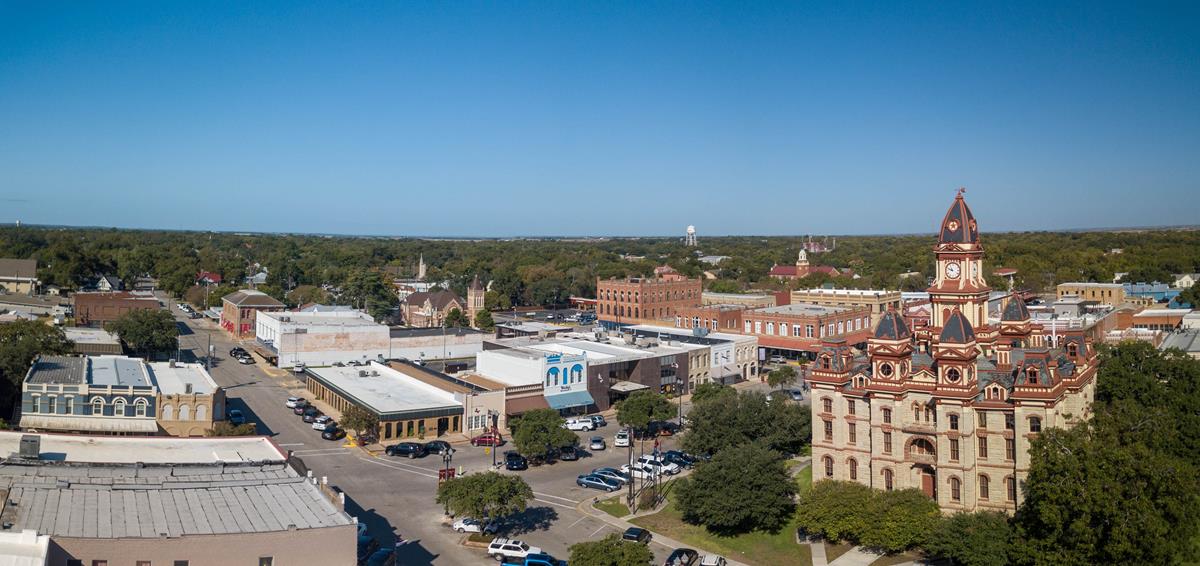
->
[1,2,1197,237]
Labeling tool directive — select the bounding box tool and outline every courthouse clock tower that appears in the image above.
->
[928,189,991,329]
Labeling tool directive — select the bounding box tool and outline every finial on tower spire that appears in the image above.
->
[957,187,967,197]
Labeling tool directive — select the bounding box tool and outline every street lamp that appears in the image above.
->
[442,447,456,516]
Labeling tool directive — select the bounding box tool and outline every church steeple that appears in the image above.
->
[797,248,809,267]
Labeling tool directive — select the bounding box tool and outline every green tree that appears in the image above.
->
[435,471,534,520]
[682,390,810,456]
[766,365,798,390]
[343,269,399,321]
[689,382,732,404]
[614,390,675,433]
[0,321,73,414]
[105,309,179,358]
[511,408,578,459]
[568,534,655,566]
[675,442,796,534]
[858,489,940,553]
[794,480,876,543]
[206,421,258,436]
[340,405,379,439]
[473,309,495,331]
[924,511,1011,566]
[444,307,470,328]
[205,284,236,308]
[706,279,741,294]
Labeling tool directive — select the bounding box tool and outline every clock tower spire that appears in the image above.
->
[928,189,991,329]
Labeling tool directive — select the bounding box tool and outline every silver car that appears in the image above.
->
[589,436,606,451]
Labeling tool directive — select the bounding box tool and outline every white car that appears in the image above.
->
[636,455,681,475]
[564,418,595,432]
[486,538,542,562]
[451,517,498,534]
[700,556,728,566]
[614,429,631,448]
[285,397,305,408]
[620,463,659,480]
[312,416,333,430]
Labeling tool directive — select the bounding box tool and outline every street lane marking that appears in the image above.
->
[359,457,438,479]
[278,443,305,447]
[532,492,579,504]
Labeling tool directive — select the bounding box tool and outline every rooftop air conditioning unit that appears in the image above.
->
[358,370,368,377]
[18,435,39,459]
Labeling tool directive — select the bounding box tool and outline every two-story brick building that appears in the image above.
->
[220,289,285,339]
[597,276,702,328]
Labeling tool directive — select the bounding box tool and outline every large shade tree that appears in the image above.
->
[675,442,796,534]
[435,471,533,520]
[682,390,810,456]
[106,309,179,358]
[511,408,577,459]
[0,321,73,414]
[614,390,675,433]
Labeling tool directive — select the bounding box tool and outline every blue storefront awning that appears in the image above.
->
[546,390,595,411]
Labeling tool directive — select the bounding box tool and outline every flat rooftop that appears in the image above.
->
[794,288,898,297]
[259,309,384,328]
[1135,308,1191,317]
[24,356,86,385]
[702,292,771,299]
[90,356,154,387]
[1162,329,1200,353]
[755,303,850,316]
[627,324,754,343]
[307,361,462,417]
[1058,282,1124,288]
[499,321,564,333]
[148,362,217,395]
[0,462,351,539]
[62,327,121,345]
[391,326,485,339]
[0,430,284,464]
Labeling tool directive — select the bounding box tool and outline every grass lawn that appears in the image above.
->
[629,465,816,566]
[593,497,630,518]
[824,542,855,563]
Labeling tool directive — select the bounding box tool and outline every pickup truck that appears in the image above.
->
[501,553,567,566]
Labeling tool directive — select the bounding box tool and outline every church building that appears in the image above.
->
[807,191,1097,513]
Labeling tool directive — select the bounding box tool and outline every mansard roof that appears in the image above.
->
[1001,295,1031,322]
[939,310,977,344]
[874,310,911,340]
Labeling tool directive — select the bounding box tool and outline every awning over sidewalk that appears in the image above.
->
[545,390,595,411]
[609,380,650,394]
[505,395,549,415]
[19,415,159,434]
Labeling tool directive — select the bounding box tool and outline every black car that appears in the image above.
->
[386,442,427,459]
[662,450,696,468]
[558,445,579,461]
[229,347,247,357]
[424,440,452,455]
[302,408,322,423]
[664,548,700,566]
[227,409,246,425]
[622,527,652,544]
[504,451,528,471]
[322,428,346,441]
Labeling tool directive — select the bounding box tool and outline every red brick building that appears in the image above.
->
[741,303,874,356]
[220,290,285,339]
[73,292,161,327]
[596,276,702,327]
[674,304,746,333]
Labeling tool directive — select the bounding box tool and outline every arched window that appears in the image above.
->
[822,398,833,413]
[178,404,191,421]
[822,456,833,478]
[912,404,921,422]
[162,403,174,420]
[547,367,559,386]
[949,414,960,430]
[979,475,990,500]
[1029,416,1042,433]
[134,398,149,417]
[882,408,892,424]
[848,458,858,481]
[195,404,207,421]
[91,397,105,416]
[950,477,961,502]
[113,398,127,417]
[883,468,894,490]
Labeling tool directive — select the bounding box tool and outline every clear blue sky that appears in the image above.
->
[1,2,1197,237]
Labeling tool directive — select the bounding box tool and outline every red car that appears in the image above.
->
[470,433,504,447]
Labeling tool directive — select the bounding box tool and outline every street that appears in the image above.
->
[167,299,700,564]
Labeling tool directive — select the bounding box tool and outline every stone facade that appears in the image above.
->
[808,193,1097,513]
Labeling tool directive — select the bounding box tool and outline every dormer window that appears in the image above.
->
[1025,367,1038,383]
[1067,343,1078,357]
[821,356,831,370]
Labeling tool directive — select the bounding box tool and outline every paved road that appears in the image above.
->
[167,299,688,564]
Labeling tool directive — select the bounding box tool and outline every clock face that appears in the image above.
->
[946,262,961,279]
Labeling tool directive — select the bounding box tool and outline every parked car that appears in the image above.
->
[665,548,700,566]
[312,416,334,430]
[699,555,728,566]
[769,355,787,363]
[302,408,322,423]
[614,429,630,448]
[293,404,310,415]
[563,418,595,431]
[588,436,606,451]
[558,445,579,461]
[662,450,696,468]
[620,463,659,480]
[591,467,628,485]
[789,389,804,402]
[386,442,427,459]
[588,415,607,428]
[504,451,528,471]
[230,347,247,357]
[636,455,681,475]
[451,517,499,534]
[470,432,504,447]
[646,421,678,437]
[364,547,395,566]
[237,355,255,365]
[487,538,543,562]
[501,553,566,566]
[227,409,246,425]
[322,428,346,441]
[285,397,305,408]
[424,440,453,456]
[622,527,652,544]
[357,534,378,564]
[576,474,621,492]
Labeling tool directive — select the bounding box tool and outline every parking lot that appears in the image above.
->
[167,298,690,564]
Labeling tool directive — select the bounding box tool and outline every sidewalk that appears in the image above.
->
[574,497,753,566]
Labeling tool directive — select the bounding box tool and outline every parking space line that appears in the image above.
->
[278,442,305,447]
[359,457,439,479]
[567,516,588,529]
[533,498,577,510]
[532,492,579,504]
[588,525,608,537]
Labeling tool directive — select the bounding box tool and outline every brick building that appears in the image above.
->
[741,303,874,357]
[808,192,1097,514]
[220,289,285,339]
[791,287,903,328]
[674,304,746,333]
[401,290,467,328]
[73,291,161,327]
[596,276,702,327]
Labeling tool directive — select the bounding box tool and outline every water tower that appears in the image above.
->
[685,225,697,247]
